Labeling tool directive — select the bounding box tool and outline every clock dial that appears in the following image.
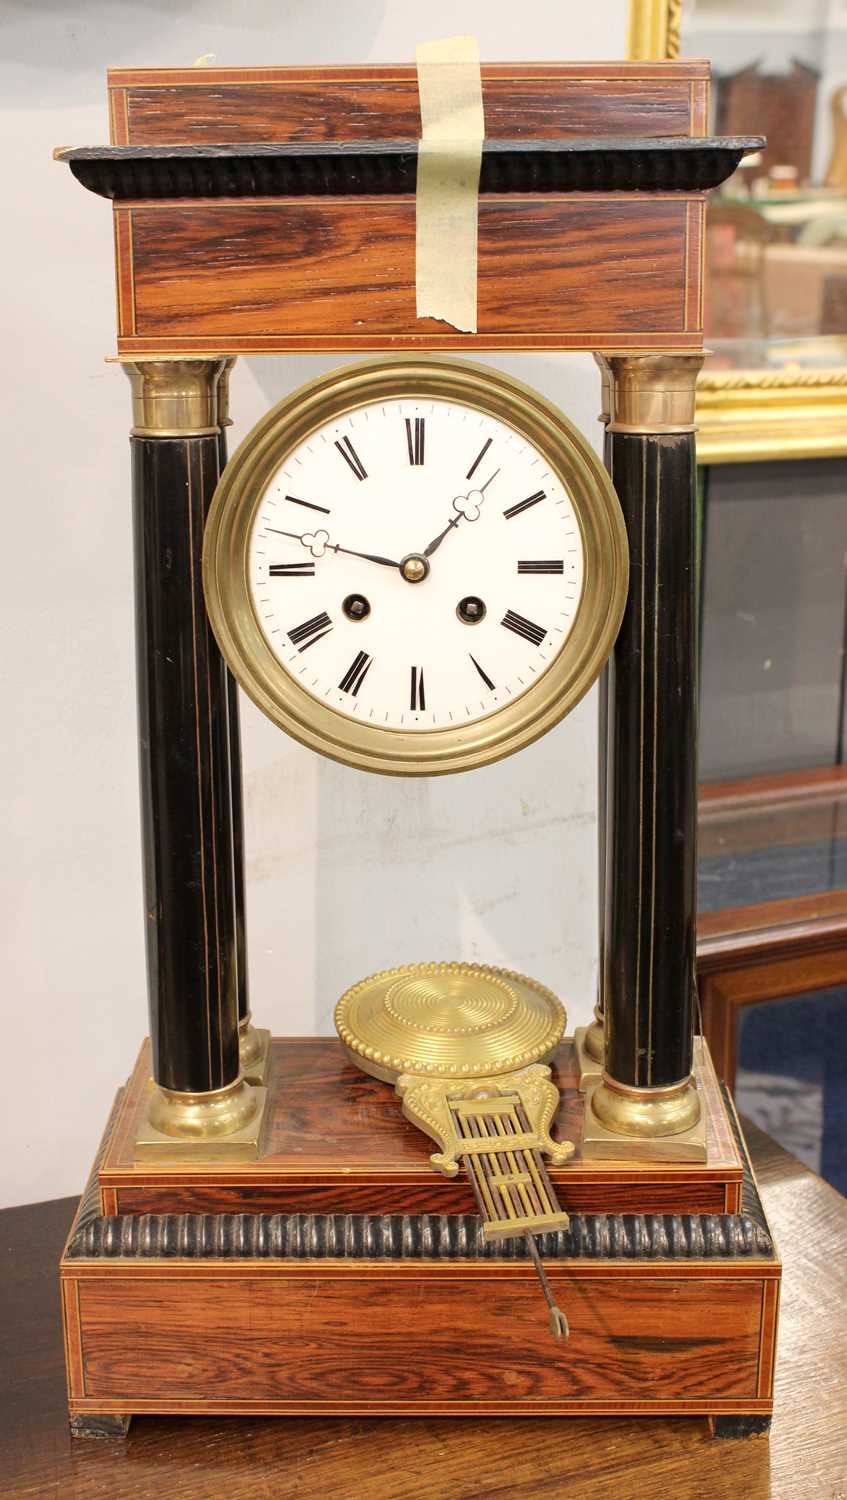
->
[247,398,585,732]
[203,358,628,775]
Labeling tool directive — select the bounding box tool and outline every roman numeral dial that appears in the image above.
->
[288,612,333,650]
[244,391,588,739]
[335,436,367,481]
[406,417,425,466]
[502,610,547,647]
[339,651,373,696]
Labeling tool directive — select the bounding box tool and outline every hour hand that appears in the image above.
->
[266,526,400,569]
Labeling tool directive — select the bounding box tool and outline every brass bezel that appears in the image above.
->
[202,356,628,776]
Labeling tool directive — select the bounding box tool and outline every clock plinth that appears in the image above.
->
[61,1035,778,1434]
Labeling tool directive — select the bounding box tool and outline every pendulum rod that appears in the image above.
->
[457,1103,569,1342]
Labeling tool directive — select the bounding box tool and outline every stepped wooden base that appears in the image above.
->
[61,1036,778,1435]
[97,1036,744,1216]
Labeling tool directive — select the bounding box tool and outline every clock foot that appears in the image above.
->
[69,1412,131,1439]
[710,1414,772,1440]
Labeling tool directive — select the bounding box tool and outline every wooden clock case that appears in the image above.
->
[56,62,777,1437]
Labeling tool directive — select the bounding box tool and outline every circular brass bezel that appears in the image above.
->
[202,356,628,776]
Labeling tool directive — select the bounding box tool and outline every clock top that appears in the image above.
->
[54,61,758,355]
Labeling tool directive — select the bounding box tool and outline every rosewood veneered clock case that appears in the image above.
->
[55,62,778,1438]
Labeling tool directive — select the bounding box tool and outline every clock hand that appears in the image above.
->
[422,470,501,559]
[266,527,401,570]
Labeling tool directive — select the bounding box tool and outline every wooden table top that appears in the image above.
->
[1,1121,844,1499]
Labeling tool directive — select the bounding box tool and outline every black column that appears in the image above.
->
[132,434,239,1093]
[217,414,250,1035]
[602,430,698,1088]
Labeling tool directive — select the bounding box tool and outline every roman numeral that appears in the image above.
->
[466,437,492,480]
[339,650,373,696]
[406,417,425,466]
[269,561,315,577]
[410,666,426,710]
[503,489,546,520]
[501,610,547,647]
[285,494,331,515]
[469,654,495,691]
[335,436,367,481]
[287,611,333,651]
[517,560,564,574]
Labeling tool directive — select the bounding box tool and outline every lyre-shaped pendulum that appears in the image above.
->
[443,1086,571,1341]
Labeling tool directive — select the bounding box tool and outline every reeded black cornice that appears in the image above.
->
[55,135,764,200]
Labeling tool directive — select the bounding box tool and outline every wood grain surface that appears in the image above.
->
[106,63,710,147]
[1,1123,842,1498]
[99,1037,742,1217]
[113,194,703,355]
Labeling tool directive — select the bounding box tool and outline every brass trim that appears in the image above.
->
[202,356,629,776]
[627,0,681,62]
[238,1017,272,1086]
[599,351,705,434]
[573,1025,604,1092]
[135,1078,268,1162]
[582,1079,707,1161]
[217,356,237,430]
[696,365,847,463]
[123,358,226,437]
[589,1071,702,1137]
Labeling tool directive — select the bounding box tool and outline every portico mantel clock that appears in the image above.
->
[203,358,628,774]
[55,59,778,1442]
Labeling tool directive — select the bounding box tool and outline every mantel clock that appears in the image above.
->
[203,357,628,774]
[54,59,778,1441]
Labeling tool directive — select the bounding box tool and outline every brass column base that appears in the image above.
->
[573,1010,605,1091]
[239,1018,272,1086]
[582,1069,707,1163]
[134,1078,268,1162]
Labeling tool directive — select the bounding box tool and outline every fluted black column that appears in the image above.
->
[587,353,704,1149]
[603,430,697,1087]
[132,430,238,1093]
[216,361,250,1037]
[124,358,255,1111]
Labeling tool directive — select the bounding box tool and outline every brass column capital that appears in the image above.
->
[596,351,706,435]
[123,357,228,437]
[217,356,238,432]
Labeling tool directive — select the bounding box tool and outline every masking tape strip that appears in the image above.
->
[415,36,484,334]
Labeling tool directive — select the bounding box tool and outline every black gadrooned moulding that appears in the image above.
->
[56,135,764,200]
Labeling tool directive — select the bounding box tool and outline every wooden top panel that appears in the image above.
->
[107,62,710,146]
[101,1036,740,1187]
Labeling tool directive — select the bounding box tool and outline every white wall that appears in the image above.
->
[1,0,626,1207]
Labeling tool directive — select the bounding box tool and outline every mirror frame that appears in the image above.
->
[628,0,847,463]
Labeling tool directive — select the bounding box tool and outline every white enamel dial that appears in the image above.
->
[247,397,585,732]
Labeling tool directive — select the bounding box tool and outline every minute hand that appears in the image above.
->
[266,527,400,569]
[422,470,500,559]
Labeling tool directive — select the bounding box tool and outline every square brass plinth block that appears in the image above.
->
[573,1025,604,1091]
[581,1041,709,1163]
[241,1026,273,1087]
[133,1081,269,1163]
